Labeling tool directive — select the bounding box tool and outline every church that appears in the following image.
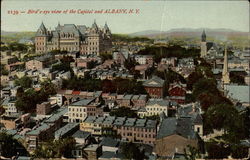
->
[200,30,222,58]
[35,21,112,55]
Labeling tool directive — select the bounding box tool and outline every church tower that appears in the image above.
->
[35,22,48,53]
[222,45,230,84]
[200,30,207,57]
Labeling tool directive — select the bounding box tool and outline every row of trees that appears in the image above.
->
[62,77,147,94]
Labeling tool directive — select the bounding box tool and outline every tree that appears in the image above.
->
[110,107,138,118]
[206,142,231,159]
[0,131,27,158]
[40,80,57,95]
[184,145,201,160]
[0,106,5,115]
[121,142,145,160]
[14,76,32,88]
[205,104,245,143]
[33,137,75,158]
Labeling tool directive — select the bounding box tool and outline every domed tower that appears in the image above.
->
[200,30,207,57]
[35,22,48,53]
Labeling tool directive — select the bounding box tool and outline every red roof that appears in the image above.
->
[72,91,80,95]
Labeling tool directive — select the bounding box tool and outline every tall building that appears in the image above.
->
[200,30,207,57]
[35,21,112,55]
[222,45,230,84]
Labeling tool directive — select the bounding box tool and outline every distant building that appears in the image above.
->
[135,55,154,66]
[200,30,207,57]
[35,21,112,55]
[143,76,165,98]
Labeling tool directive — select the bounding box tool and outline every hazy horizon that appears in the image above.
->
[1,0,249,33]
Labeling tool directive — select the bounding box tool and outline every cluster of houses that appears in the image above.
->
[1,31,250,159]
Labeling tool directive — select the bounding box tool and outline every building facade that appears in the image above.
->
[35,21,112,55]
[143,76,165,98]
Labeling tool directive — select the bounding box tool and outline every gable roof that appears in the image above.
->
[143,76,165,87]
[157,117,197,140]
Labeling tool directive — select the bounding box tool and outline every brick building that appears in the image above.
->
[80,116,157,145]
[35,21,112,55]
[143,76,165,98]
[168,82,187,104]
[25,54,55,70]
[36,101,52,115]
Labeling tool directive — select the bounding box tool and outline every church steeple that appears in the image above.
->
[222,44,230,84]
[201,29,206,42]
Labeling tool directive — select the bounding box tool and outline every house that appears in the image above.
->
[80,116,157,145]
[137,99,172,118]
[72,130,91,145]
[154,117,200,157]
[135,55,154,66]
[1,97,18,116]
[160,57,177,67]
[54,123,79,140]
[68,98,95,123]
[135,64,150,79]
[83,144,103,160]
[143,76,165,98]
[100,137,119,152]
[25,54,55,70]
[168,82,187,104]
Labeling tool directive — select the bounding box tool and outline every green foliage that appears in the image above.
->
[204,104,245,143]
[0,65,9,75]
[205,142,231,159]
[124,58,139,71]
[62,76,102,91]
[121,142,145,160]
[15,82,56,113]
[137,45,200,63]
[14,76,32,88]
[40,80,57,95]
[7,42,28,52]
[231,144,249,159]
[0,106,5,115]
[184,145,201,160]
[230,71,246,85]
[52,63,71,72]
[110,107,138,118]
[0,131,27,158]
[33,137,76,158]
[1,31,35,43]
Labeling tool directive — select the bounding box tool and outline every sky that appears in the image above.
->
[1,0,249,33]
